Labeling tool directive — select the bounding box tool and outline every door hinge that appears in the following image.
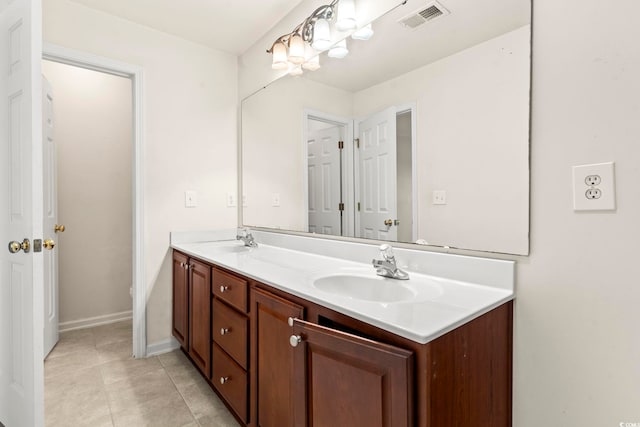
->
[338,140,344,150]
[357,202,361,211]
[338,203,345,211]
[354,138,360,148]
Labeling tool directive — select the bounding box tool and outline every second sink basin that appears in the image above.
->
[312,274,416,303]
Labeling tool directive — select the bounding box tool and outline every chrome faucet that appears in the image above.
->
[372,244,409,280]
[236,228,258,248]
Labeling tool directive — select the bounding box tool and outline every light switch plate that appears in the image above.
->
[226,193,236,207]
[185,190,198,208]
[572,162,616,211]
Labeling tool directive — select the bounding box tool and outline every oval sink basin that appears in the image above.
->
[312,274,416,303]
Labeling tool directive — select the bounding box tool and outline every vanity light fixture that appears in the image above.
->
[328,39,349,58]
[351,23,374,40]
[267,0,373,76]
[336,0,357,31]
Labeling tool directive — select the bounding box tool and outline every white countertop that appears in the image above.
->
[171,235,514,344]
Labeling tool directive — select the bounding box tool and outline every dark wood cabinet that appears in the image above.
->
[188,258,211,376]
[172,251,189,349]
[250,288,304,427]
[291,319,414,427]
[172,249,513,427]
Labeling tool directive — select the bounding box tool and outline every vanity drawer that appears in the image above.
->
[212,299,248,369]
[213,268,248,312]
[212,343,248,423]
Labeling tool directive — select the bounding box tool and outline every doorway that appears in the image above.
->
[43,44,146,358]
[42,59,133,357]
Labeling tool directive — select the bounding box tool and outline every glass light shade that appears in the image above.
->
[302,54,320,71]
[288,34,305,64]
[328,39,349,59]
[271,41,288,70]
[289,64,303,76]
[351,23,374,40]
[311,18,332,51]
[336,0,356,31]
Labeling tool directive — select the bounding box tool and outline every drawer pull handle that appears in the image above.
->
[220,327,231,335]
[220,376,230,385]
[287,317,297,327]
[289,335,303,348]
[220,285,229,293]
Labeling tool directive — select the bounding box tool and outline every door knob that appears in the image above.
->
[289,335,303,348]
[43,239,55,250]
[54,224,66,233]
[384,219,393,226]
[7,238,30,254]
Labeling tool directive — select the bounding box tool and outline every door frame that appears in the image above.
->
[302,109,354,237]
[42,43,147,358]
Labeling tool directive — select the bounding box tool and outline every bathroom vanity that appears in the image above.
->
[171,233,514,427]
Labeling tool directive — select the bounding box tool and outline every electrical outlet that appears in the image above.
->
[585,175,601,186]
[585,188,601,199]
[272,193,280,207]
[432,190,447,205]
[226,193,236,207]
[573,162,616,211]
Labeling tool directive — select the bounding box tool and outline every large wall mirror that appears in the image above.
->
[241,0,531,255]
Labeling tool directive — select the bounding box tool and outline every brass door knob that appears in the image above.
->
[384,219,393,226]
[54,224,66,233]
[7,238,30,254]
[43,239,56,250]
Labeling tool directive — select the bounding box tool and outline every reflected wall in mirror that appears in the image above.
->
[242,0,531,255]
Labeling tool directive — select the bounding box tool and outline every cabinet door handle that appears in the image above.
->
[220,285,229,293]
[220,327,231,335]
[289,335,303,348]
[287,317,297,327]
[220,376,230,385]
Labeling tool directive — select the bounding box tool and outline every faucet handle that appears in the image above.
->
[379,244,395,261]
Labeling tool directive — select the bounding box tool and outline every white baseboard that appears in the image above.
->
[58,310,133,332]
[146,337,180,357]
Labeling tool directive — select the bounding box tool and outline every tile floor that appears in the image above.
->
[44,320,239,427]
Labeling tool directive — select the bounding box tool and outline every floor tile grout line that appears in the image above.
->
[162,355,202,426]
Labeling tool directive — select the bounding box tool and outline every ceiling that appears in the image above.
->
[68,0,304,55]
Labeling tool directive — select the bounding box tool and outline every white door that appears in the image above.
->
[307,124,343,236]
[0,0,45,425]
[43,76,60,358]
[357,107,398,241]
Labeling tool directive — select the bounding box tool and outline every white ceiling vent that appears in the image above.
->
[398,1,450,30]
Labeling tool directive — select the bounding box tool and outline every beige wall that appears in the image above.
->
[42,60,132,324]
[43,0,238,344]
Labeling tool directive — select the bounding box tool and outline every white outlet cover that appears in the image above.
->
[432,190,447,205]
[272,193,281,207]
[226,192,236,207]
[572,162,616,211]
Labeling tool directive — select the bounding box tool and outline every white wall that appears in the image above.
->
[42,60,132,324]
[242,76,353,231]
[354,26,530,254]
[43,0,238,344]
[514,0,640,424]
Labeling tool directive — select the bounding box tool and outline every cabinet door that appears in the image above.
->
[251,288,304,427]
[188,259,211,376]
[291,320,414,427]
[172,251,189,349]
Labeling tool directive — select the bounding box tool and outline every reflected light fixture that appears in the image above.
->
[351,23,374,41]
[336,0,356,31]
[328,39,349,59]
[267,0,371,76]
